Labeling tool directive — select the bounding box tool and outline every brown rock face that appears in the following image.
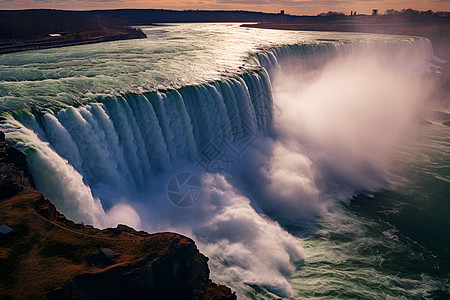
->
[205,281,237,300]
[0,131,236,300]
[47,238,210,300]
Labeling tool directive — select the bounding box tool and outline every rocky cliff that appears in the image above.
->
[0,131,236,300]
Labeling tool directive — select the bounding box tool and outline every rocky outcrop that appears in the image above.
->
[205,281,237,300]
[0,131,236,300]
[46,236,210,300]
[0,132,30,200]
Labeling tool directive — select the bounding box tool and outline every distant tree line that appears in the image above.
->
[0,9,289,40]
[0,10,124,40]
[316,8,448,18]
[1,8,448,41]
[85,9,283,25]
[317,11,346,17]
[384,9,448,17]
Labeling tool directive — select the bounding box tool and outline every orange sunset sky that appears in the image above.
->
[0,0,449,15]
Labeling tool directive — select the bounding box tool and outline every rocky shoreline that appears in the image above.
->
[0,131,236,300]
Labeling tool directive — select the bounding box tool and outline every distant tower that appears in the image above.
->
[279,10,287,23]
[372,9,378,16]
[350,11,353,16]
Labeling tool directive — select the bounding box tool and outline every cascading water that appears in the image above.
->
[1,69,271,221]
[1,24,448,298]
[1,67,304,296]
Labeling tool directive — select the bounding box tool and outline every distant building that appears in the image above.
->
[372,9,378,16]
[279,10,287,23]
[0,224,15,235]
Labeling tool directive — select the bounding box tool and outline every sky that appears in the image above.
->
[0,0,449,15]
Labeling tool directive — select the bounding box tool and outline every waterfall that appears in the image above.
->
[254,37,442,77]
[0,69,273,219]
[0,36,441,298]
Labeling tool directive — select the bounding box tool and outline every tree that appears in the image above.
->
[317,11,345,17]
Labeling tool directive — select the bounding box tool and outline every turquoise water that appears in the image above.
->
[0,24,448,298]
[288,123,450,299]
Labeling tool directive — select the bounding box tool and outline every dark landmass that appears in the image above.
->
[1,8,449,56]
[0,10,147,54]
[84,9,286,24]
[0,8,290,54]
[0,29,146,55]
[0,8,290,42]
[0,132,236,300]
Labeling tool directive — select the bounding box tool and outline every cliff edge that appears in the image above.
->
[0,131,236,300]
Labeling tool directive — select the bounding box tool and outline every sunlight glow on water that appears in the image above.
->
[0,23,400,111]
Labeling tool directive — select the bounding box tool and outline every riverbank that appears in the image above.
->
[0,28,146,55]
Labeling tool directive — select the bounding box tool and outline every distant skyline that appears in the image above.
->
[0,0,449,16]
